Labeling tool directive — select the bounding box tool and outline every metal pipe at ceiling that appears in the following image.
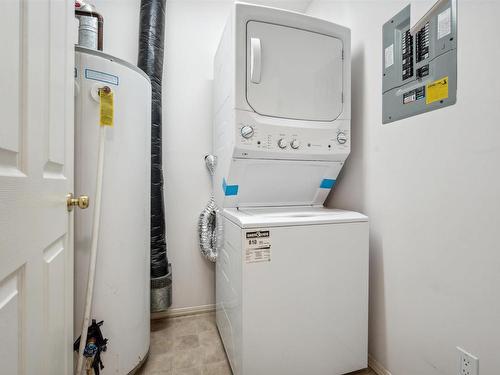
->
[75,1,104,51]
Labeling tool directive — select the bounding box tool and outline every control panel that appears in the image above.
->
[233,113,350,161]
[382,0,457,124]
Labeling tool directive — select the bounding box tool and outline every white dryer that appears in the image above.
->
[213,3,351,210]
[217,207,368,375]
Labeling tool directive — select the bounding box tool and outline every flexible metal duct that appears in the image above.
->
[199,155,220,262]
[198,198,219,263]
[138,0,171,310]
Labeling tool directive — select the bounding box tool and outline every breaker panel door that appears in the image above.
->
[246,21,344,122]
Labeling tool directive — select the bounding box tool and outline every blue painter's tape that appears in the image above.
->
[320,179,336,189]
[222,178,239,196]
[85,68,119,86]
[225,184,239,196]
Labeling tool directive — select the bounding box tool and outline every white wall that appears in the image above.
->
[248,0,312,12]
[307,1,500,374]
[92,0,141,65]
[163,0,233,309]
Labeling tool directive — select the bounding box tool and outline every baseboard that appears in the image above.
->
[151,304,215,320]
[369,355,392,375]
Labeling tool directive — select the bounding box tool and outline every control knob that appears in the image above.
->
[337,132,347,145]
[240,125,254,139]
[277,138,287,149]
[290,139,300,149]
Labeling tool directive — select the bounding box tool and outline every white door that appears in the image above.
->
[0,1,74,374]
[246,21,344,122]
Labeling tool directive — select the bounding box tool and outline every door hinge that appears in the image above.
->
[341,92,344,103]
[342,49,344,60]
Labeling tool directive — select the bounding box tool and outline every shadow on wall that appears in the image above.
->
[324,45,389,363]
[367,229,387,366]
[325,46,366,213]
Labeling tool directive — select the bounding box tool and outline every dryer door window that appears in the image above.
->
[246,21,343,122]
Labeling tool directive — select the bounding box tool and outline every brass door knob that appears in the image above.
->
[67,193,90,212]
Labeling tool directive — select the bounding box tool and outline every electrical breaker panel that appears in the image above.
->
[382,0,457,124]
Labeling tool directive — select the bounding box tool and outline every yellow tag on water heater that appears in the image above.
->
[426,76,449,105]
[99,89,114,126]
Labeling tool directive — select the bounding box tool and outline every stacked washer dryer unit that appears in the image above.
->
[213,4,369,375]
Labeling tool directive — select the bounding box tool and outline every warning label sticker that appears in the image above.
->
[426,76,449,105]
[385,44,394,69]
[244,230,271,263]
[437,8,452,40]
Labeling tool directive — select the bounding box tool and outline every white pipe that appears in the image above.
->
[76,124,106,374]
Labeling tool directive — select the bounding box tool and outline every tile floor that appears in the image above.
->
[137,312,377,375]
[137,312,231,375]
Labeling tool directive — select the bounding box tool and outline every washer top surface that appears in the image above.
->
[223,206,368,228]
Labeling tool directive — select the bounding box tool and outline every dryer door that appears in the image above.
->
[246,21,344,122]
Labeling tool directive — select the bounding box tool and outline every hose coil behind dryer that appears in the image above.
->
[198,155,220,262]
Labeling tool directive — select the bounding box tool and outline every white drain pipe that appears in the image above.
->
[76,94,107,375]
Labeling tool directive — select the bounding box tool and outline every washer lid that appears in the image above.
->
[223,207,367,228]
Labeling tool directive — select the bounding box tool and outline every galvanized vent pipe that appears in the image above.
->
[75,1,103,51]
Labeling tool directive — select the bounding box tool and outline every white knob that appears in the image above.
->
[337,132,347,145]
[277,138,287,149]
[241,125,254,139]
[290,139,300,149]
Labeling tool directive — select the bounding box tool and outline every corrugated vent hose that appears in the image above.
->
[199,155,220,262]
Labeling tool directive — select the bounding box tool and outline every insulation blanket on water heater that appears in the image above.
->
[74,47,151,374]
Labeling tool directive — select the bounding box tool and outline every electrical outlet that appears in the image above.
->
[457,347,479,375]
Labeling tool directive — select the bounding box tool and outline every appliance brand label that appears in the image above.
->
[246,230,269,239]
[244,230,271,263]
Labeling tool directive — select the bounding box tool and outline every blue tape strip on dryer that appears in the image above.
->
[222,178,239,196]
[320,179,336,189]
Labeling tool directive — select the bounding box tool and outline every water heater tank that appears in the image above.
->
[74,46,151,374]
